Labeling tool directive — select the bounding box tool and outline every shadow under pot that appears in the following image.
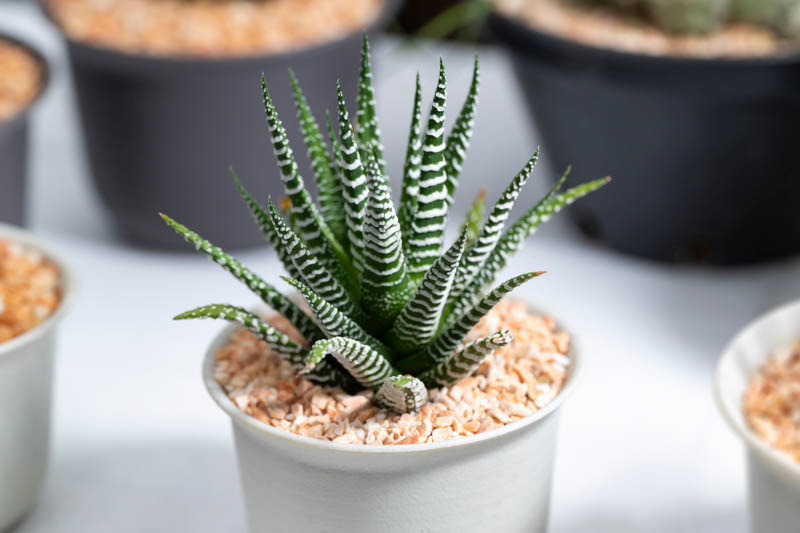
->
[488,12,800,265]
[44,1,397,250]
[0,34,49,227]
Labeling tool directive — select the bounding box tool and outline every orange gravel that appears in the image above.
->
[48,0,384,57]
[744,342,800,463]
[495,0,784,57]
[215,299,571,445]
[0,239,61,343]
[0,39,42,123]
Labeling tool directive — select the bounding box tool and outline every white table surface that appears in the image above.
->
[3,3,800,532]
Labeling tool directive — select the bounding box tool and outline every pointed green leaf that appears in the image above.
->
[336,82,368,275]
[289,70,346,248]
[282,276,388,356]
[356,34,385,176]
[399,271,542,374]
[387,230,467,355]
[304,336,397,390]
[160,213,322,343]
[324,110,348,246]
[373,375,429,414]
[406,60,450,283]
[460,187,486,245]
[361,155,414,325]
[450,150,539,302]
[398,73,424,247]
[419,329,513,388]
[447,177,610,323]
[230,169,304,282]
[262,77,354,288]
[443,54,479,206]
[268,199,364,322]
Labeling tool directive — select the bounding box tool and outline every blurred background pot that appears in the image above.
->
[42,0,399,250]
[202,314,580,533]
[0,33,48,227]
[0,224,73,530]
[489,12,800,264]
[715,300,800,533]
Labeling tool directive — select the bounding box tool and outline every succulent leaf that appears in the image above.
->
[443,54,480,206]
[324,110,349,246]
[447,177,610,323]
[336,82,368,275]
[289,70,346,247]
[356,34,386,176]
[262,77,354,286]
[361,156,414,324]
[460,187,487,245]
[406,60,450,282]
[398,73,424,245]
[175,304,307,368]
[387,230,467,354]
[304,336,397,390]
[283,276,389,356]
[160,213,322,343]
[450,150,539,302]
[268,199,365,322]
[398,271,542,374]
[373,375,429,413]
[419,329,513,388]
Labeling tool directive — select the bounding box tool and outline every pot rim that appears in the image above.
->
[0,32,50,127]
[714,299,800,481]
[40,0,401,67]
[203,302,582,455]
[488,10,800,69]
[0,224,75,360]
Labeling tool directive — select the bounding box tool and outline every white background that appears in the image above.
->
[3,3,800,531]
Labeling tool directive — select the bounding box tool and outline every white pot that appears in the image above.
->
[715,300,800,533]
[0,224,73,531]
[204,315,581,533]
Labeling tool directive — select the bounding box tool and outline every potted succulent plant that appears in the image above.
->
[715,300,800,533]
[489,0,800,264]
[0,33,48,226]
[41,0,399,249]
[163,37,608,532]
[0,223,73,530]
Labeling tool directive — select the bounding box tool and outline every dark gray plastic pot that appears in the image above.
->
[489,11,800,264]
[43,1,398,250]
[0,34,48,227]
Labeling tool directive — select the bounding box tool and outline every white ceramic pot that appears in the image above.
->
[0,224,73,531]
[715,300,800,533]
[204,316,580,533]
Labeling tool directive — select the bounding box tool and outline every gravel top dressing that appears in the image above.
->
[0,239,61,343]
[48,0,383,57]
[215,300,571,445]
[744,341,800,463]
[0,39,41,123]
[496,0,786,57]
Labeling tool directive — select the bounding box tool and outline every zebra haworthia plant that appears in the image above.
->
[163,35,609,414]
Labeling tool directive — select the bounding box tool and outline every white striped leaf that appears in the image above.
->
[419,329,513,388]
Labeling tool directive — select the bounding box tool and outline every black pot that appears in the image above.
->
[0,34,48,227]
[489,12,800,264]
[43,1,398,250]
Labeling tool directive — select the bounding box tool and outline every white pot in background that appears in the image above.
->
[0,224,73,531]
[715,300,800,533]
[204,317,581,533]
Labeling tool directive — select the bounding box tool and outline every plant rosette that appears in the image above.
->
[163,34,607,532]
[0,224,73,530]
[715,300,800,533]
[0,33,48,226]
